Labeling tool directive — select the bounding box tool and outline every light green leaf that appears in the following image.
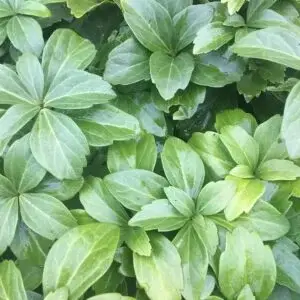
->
[232,27,300,70]
[222,0,246,15]
[150,51,194,100]
[71,209,97,225]
[173,4,214,52]
[32,174,84,201]
[6,16,44,56]
[191,48,245,88]
[0,104,39,142]
[237,285,255,300]
[219,227,276,299]
[75,104,140,147]
[19,193,77,240]
[16,53,44,103]
[121,0,174,53]
[254,115,287,162]
[123,226,152,256]
[5,135,46,193]
[134,233,183,300]
[193,22,235,55]
[88,294,135,300]
[79,176,128,226]
[164,186,195,217]
[230,165,254,179]
[0,65,33,105]
[44,70,116,109]
[196,180,236,216]
[129,199,188,231]
[44,287,68,300]
[173,222,208,300]
[224,176,265,221]
[215,109,257,135]
[257,159,300,181]
[67,0,105,18]
[0,197,18,255]
[30,109,89,180]
[43,223,120,300]
[0,19,8,46]
[220,125,259,170]
[136,134,157,171]
[0,174,17,199]
[233,200,290,241]
[0,1,14,18]
[162,137,205,199]
[104,38,151,85]
[282,81,300,159]
[18,1,51,17]
[10,221,51,265]
[189,131,235,181]
[105,169,168,211]
[156,0,192,17]
[247,0,277,21]
[0,260,27,300]
[42,29,96,87]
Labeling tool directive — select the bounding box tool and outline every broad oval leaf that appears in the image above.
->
[104,169,169,211]
[133,233,183,300]
[67,0,105,18]
[19,193,77,240]
[121,0,174,53]
[104,38,151,85]
[30,109,89,180]
[43,223,120,300]
[18,1,51,17]
[162,137,205,199]
[150,51,194,100]
[247,0,277,21]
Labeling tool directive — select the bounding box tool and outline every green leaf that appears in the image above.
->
[0,174,17,199]
[222,0,246,15]
[196,180,236,215]
[107,134,157,173]
[16,53,44,103]
[272,239,300,293]
[164,186,195,217]
[71,209,97,225]
[229,165,254,178]
[193,22,235,55]
[6,16,44,56]
[162,137,205,199]
[173,4,214,52]
[10,221,51,265]
[105,169,168,211]
[0,260,27,300]
[44,287,68,300]
[43,223,120,300]
[17,259,42,290]
[121,0,174,53]
[173,223,208,300]
[123,226,152,256]
[0,1,14,18]
[150,51,194,100]
[215,109,257,135]
[0,197,18,255]
[0,65,34,105]
[30,109,89,180]
[18,1,51,17]
[88,294,135,300]
[237,285,255,300]
[189,132,235,181]
[32,174,84,201]
[233,200,290,241]
[191,48,245,88]
[44,70,116,109]
[254,115,287,162]
[129,199,188,231]
[232,27,300,70]
[42,29,96,86]
[4,135,46,193]
[74,104,140,147]
[134,233,183,300]
[220,125,259,170]
[247,0,277,21]
[0,19,7,46]
[19,193,77,240]
[219,227,276,299]
[224,176,265,221]
[0,104,39,142]
[257,159,300,181]
[156,0,192,17]
[282,81,300,159]
[67,0,105,18]
[79,176,128,226]
[223,13,246,27]
[104,38,151,85]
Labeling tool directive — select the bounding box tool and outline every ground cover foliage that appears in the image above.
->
[2,0,300,299]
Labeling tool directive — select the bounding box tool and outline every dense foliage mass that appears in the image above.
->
[2,0,300,299]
